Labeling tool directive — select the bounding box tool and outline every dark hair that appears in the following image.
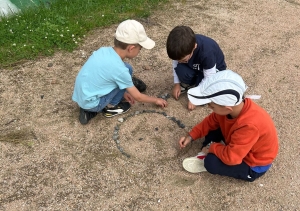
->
[114,38,140,50]
[114,38,130,50]
[166,26,196,60]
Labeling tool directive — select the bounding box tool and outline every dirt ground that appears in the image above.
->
[1,0,300,210]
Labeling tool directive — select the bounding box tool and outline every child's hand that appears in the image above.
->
[123,92,135,105]
[172,84,181,100]
[201,146,210,154]
[155,98,168,108]
[188,101,196,111]
[179,136,192,148]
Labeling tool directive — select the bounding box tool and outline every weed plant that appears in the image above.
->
[0,0,167,68]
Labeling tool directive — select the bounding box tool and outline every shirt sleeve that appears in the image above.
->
[203,64,217,78]
[209,124,260,165]
[114,67,134,90]
[172,60,180,84]
[189,113,220,140]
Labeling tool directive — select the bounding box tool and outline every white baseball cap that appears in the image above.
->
[115,19,155,49]
[187,70,248,106]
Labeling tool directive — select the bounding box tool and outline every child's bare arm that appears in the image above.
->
[126,86,167,108]
[172,83,181,100]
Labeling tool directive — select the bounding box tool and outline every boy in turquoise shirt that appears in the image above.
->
[72,20,167,124]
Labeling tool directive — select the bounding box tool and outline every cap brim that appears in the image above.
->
[139,37,155,49]
[187,87,211,105]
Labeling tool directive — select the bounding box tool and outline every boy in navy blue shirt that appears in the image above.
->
[166,26,227,110]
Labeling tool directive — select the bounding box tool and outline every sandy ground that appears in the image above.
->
[1,0,300,210]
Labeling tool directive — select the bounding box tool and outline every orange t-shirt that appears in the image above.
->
[189,98,279,167]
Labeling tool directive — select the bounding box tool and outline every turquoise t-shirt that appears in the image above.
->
[72,47,134,109]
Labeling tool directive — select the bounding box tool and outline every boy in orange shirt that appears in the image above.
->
[179,70,278,182]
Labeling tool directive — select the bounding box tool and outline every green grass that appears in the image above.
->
[0,0,168,68]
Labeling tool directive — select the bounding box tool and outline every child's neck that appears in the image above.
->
[228,101,245,119]
[113,46,126,60]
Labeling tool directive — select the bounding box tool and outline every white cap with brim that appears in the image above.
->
[187,70,248,106]
[115,19,155,50]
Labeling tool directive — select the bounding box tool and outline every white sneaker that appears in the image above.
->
[182,156,207,173]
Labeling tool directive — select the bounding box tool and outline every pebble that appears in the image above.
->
[142,65,151,70]
[179,124,185,128]
[118,118,124,123]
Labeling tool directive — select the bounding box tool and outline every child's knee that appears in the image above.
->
[204,154,219,174]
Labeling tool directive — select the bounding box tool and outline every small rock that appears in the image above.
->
[50,79,58,84]
[139,138,143,141]
[47,63,53,67]
[142,65,151,70]
[118,118,124,123]
[155,127,158,131]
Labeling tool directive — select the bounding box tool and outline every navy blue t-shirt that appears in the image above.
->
[175,34,227,86]
[190,34,226,71]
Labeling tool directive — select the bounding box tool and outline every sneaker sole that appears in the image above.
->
[103,107,131,118]
[182,157,207,173]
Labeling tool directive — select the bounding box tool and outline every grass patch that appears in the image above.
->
[0,129,35,147]
[0,0,168,68]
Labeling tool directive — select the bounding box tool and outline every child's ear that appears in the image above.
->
[224,106,233,112]
[194,43,197,49]
[127,45,135,52]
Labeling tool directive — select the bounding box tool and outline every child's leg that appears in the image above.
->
[109,62,133,105]
[86,63,133,112]
[86,88,122,112]
[201,128,224,148]
[78,63,134,123]
[204,154,267,182]
[175,63,204,86]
